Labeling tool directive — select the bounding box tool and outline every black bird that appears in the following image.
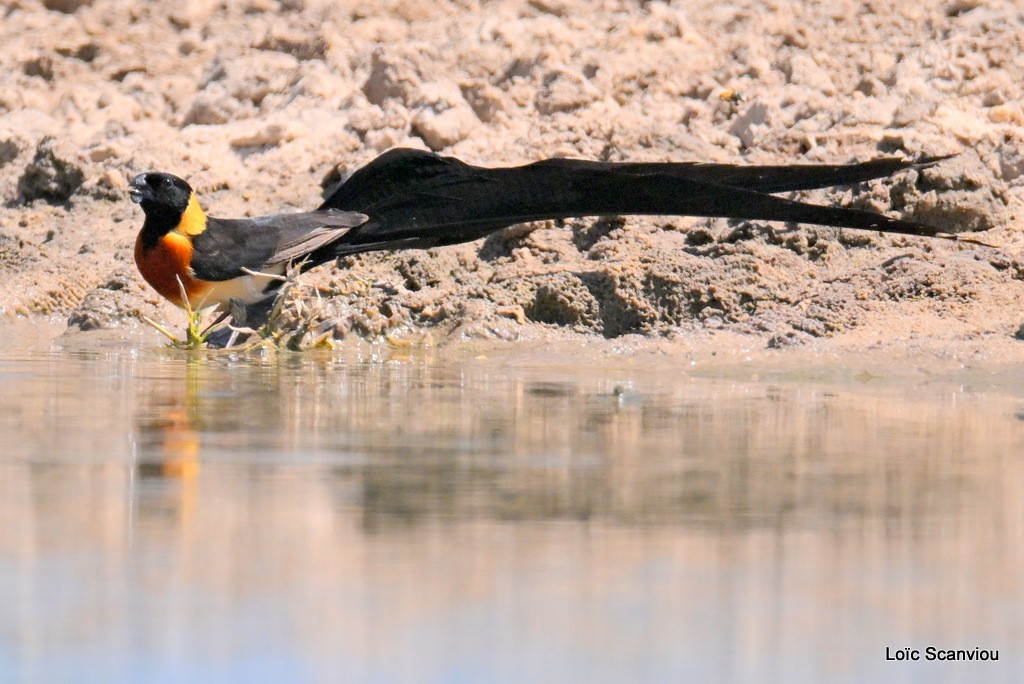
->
[130,148,964,316]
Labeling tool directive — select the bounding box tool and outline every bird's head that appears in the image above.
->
[130,172,206,238]
[130,172,192,214]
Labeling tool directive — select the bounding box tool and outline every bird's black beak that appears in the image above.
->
[129,174,151,204]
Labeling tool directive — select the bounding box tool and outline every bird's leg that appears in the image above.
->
[202,299,259,348]
[200,310,231,336]
[223,328,241,349]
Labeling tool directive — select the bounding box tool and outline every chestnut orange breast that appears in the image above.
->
[134,231,210,308]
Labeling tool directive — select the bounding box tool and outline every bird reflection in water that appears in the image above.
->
[132,362,203,532]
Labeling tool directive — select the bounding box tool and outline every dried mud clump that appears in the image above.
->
[66,268,151,332]
[41,0,93,12]
[525,272,602,330]
[870,152,1016,233]
[17,138,85,204]
[364,47,479,151]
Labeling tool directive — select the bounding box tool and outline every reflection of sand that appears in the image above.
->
[1,1,1023,358]
[0,353,1022,678]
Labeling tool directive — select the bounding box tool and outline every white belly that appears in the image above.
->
[196,266,286,309]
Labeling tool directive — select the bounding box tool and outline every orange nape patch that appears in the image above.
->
[134,231,210,308]
[177,193,207,237]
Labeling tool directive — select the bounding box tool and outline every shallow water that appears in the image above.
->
[0,343,1022,683]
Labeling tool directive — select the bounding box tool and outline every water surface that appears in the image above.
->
[0,343,1022,682]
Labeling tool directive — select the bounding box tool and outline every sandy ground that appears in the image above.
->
[2,0,1024,361]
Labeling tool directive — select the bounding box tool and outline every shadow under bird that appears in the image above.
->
[129,148,970,336]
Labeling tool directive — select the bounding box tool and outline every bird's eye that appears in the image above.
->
[163,177,173,187]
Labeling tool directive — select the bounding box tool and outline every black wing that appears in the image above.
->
[190,210,367,281]
[318,148,960,255]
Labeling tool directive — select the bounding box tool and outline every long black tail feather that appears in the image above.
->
[319,148,967,256]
